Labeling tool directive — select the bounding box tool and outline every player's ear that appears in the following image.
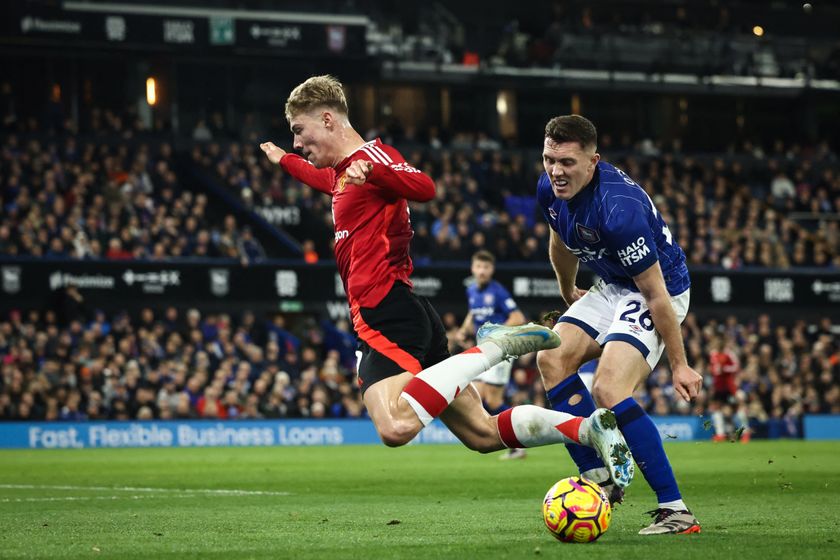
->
[322,111,332,128]
[591,152,600,167]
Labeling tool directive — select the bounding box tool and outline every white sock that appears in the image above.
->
[497,405,583,448]
[712,410,725,436]
[400,342,504,425]
[658,499,688,511]
[582,467,610,483]
[736,409,749,431]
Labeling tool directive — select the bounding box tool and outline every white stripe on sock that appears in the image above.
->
[400,392,434,426]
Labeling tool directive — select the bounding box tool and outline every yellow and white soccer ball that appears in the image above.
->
[542,476,611,543]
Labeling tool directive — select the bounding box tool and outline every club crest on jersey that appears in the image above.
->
[337,175,348,193]
[484,294,494,305]
[575,223,600,244]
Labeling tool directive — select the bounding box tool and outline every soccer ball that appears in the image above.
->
[542,476,611,543]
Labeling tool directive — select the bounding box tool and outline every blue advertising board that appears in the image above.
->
[803,415,840,440]
[0,416,712,450]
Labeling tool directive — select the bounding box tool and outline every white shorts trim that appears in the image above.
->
[558,278,690,371]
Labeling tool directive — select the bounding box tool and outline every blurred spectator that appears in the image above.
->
[0,133,261,261]
[2,305,834,437]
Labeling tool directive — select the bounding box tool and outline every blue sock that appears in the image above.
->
[546,374,604,473]
[613,397,682,503]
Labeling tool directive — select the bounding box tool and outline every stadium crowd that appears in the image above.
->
[0,131,266,262]
[201,135,840,268]
[3,96,838,269]
[0,305,836,439]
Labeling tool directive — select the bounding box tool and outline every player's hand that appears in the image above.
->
[259,142,287,164]
[345,160,373,185]
[672,364,703,402]
[560,286,587,307]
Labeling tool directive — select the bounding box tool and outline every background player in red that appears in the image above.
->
[708,334,749,442]
[259,75,633,487]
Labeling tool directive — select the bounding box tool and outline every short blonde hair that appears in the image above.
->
[285,75,348,121]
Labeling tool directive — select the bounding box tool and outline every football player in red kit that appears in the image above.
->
[708,335,748,442]
[259,75,633,488]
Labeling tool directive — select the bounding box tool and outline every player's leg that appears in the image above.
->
[735,399,750,443]
[362,371,425,446]
[474,379,505,414]
[710,397,728,442]
[534,286,615,488]
[359,284,561,446]
[437,382,634,489]
[594,290,700,535]
[362,349,614,454]
[475,361,525,458]
[394,295,630,486]
[399,322,560,428]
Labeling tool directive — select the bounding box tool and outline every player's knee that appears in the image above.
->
[463,433,500,454]
[536,347,576,383]
[378,419,419,448]
[591,375,625,409]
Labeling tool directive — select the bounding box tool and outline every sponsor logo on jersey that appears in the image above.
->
[471,306,496,320]
[617,236,651,266]
[565,244,608,263]
[334,229,350,242]
[484,293,494,305]
[389,162,420,174]
[548,208,558,221]
[575,223,600,244]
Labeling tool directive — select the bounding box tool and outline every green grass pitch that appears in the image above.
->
[1,441,839,559]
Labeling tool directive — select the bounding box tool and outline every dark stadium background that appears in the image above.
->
[1,0,839,440]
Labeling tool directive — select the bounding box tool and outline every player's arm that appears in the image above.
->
[344,146,435,201]
[260,142,335,194]
[633,262,702,401]
[548,229,587,306]
[456,311,474,343]
[498,287,526,326]
[505,310,526,326]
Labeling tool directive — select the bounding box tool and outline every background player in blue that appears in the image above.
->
[457,250,527,458]
[534,115,703,535]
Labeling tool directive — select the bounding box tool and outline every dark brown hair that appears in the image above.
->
[472,250,495,264]
[544,115,597,150]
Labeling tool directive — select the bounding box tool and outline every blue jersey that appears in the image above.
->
[537,161,690,296]
[467,280,518,334]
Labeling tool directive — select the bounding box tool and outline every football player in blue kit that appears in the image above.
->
[458,250,527,458]
[533,115,702,535]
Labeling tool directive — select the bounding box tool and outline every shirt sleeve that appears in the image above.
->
[364,144,435,202]
[496,285,519,314]
[600,202,659,277]
[279,153,335,195]
[536,174,555,227]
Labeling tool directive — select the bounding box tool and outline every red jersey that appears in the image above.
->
[279,139,435,324]
[709,349,739,395]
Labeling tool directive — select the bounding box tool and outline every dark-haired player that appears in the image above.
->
[458,250,526,459]
[533,114,701,534]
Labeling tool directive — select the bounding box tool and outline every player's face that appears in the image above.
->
[542,138,600,200]
[471,259,494,286]
[290,111,332,168]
